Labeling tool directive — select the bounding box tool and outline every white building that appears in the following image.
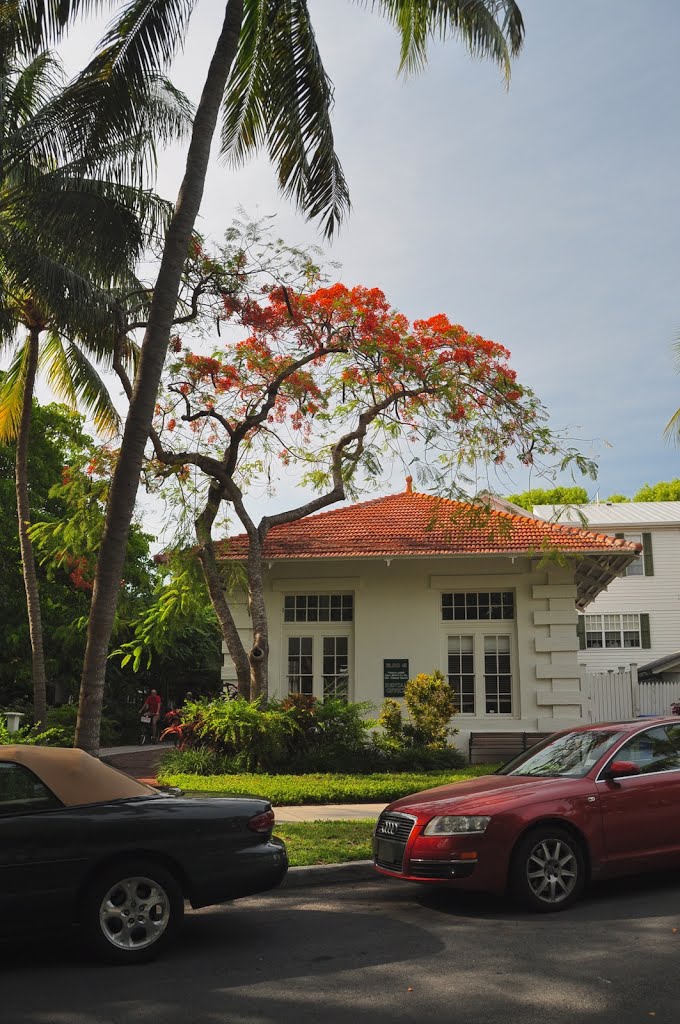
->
[216,484,637,754]
[533,501,680,680]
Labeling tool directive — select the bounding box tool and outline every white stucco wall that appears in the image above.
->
[221,555,586,754]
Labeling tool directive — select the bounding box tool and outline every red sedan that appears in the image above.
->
[373,718,680,911]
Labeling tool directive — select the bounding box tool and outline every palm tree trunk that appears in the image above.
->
[75,0,245,753]
[15,326,48,727]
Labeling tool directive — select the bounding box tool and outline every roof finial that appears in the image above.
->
[405,475,413,494]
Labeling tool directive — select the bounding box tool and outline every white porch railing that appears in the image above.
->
[582,663,680,722]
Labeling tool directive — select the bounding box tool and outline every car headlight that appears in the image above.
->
[423,815,491,835]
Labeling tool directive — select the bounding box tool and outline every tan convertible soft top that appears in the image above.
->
[0,745,157,807]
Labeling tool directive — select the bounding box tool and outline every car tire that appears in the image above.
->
[510,826,586,913]
[81,859,184,964]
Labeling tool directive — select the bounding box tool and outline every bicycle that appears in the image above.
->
[139,715,156,745]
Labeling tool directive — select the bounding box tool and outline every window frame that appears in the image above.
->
[282,618,353,701]
[583,612,642,650]
[441,590,515,622]
[283,593,354,624]
[444,628,517,718]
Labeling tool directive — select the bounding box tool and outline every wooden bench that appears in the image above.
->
[468,731,552,765]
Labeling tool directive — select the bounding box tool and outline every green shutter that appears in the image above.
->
[614,532,624,539]
[576,616,586,651]
[642,533,654,576]
[640,613,651,649]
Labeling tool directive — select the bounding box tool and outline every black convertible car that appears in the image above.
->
[0,745,287,963]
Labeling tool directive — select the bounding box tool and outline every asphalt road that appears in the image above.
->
[3,870,680,1024]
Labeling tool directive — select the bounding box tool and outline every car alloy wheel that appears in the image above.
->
[99,875,171,951]
[511,826,585,912]
[82,859,184,963]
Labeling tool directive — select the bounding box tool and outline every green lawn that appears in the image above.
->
[157,765,498,805]
[276,819,375,866]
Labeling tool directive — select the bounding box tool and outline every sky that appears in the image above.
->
[31,0,680,532]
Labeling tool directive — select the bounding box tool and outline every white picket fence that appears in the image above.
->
[583,664,680,722]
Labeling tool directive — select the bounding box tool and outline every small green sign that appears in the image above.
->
[383,658,409,697]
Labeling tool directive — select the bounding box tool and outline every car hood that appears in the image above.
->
[388,773,591,819]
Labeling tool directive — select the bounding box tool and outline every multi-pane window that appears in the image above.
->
[623,533,644,577]
[584,613,641,649]
[483,635,513,714]
[322,637,349,700]
[287,637,313,694]
[447,636,475,714]
[442,591,514,621]
[284,594,353,623]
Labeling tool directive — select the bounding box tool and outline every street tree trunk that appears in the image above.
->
[75,0,245,753]
[15,326,48,727]
[247,534,269,701]
[195,483,251,697]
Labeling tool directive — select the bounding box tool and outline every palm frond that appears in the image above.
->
[663,339,680,445]
[222,0,350,239]
[0,338,30,443]
[14,0,110,55]
[41,329,121,437]
[88,0,196,86]
[364,0,524,82]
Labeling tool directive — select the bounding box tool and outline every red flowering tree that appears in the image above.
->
[147,262,593,700]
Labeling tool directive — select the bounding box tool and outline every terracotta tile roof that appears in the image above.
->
[215,487,641,562]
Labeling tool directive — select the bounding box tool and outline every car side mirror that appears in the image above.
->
[603,760,640,780]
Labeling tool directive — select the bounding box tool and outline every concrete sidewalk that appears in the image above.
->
[274,803,385,822]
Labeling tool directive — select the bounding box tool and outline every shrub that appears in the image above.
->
[378,698,403,742]
[404,671,458,747]
[378,670,459,751]
[169,688,464,775]
[0,704,120,747]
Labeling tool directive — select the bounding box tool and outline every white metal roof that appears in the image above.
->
[533,502,680,528]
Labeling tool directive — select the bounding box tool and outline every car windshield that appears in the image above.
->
[497,729,624,778]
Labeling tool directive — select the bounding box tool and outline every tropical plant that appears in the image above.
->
[0,18,186,726]
[17,0,526,751]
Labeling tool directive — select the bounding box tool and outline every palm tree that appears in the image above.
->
[0,24,188,726]
[18,0,525,752]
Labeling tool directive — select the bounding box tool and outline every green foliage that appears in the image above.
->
[378,698,403,741]
[156,767,495,805]
[0,704,121,747]
[506,486,590,511]
[170,693,464,774]
[0,401,93,709]
[182,697,299,772]
[379,671,459,752]
[404,671,458,747]
[111,555,221,671]
[633,479,680,501]
[605,493,630,503]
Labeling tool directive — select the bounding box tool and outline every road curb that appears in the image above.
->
[283,860,378,888]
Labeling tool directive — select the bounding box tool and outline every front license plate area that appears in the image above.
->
[376,839,404,869]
